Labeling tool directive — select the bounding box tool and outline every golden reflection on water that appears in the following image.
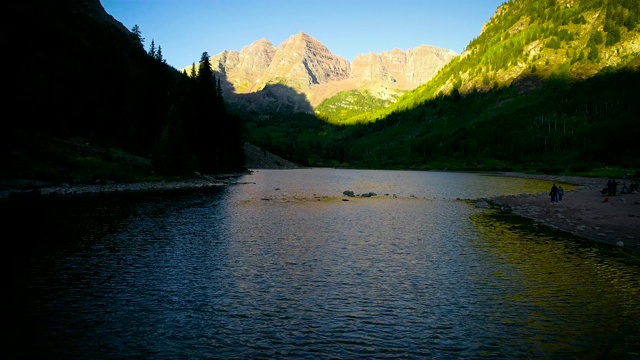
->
[471,209,640,356]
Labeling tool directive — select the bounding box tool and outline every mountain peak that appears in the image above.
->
[293,31,312,39]
[241,38,276,54]
[197,32,456,109]
[283,32,323,48]
[252,38,274,47]
[259,32,350,91]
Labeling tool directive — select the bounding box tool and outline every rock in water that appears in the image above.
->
[475,201,490,209]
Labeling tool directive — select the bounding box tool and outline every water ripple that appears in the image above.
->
[4,170,640,359]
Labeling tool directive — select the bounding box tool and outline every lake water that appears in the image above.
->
[3,168,640,359]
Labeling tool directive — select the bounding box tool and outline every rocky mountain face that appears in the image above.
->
[351,46,457,90]
[186,32,456,112]
[257,32,351,91]
[210,39,276,93]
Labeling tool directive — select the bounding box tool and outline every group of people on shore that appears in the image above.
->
[549,183,564,202]
[601,179,639,196]
[599,179,639,197]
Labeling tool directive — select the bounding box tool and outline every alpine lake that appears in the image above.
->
[4,168,640,359]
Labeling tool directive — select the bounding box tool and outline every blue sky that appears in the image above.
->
[101,0,506,70]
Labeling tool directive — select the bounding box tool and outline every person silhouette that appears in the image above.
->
[558,185,564,201]
[550,183,558,202]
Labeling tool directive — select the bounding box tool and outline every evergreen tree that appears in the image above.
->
[131,24,144,48]
[156,46,165,63]
[190,52,244,172]
[148,39,156,58]
[197,52,215,95]
[606,27,621,46]
[187,52,219,172]
[589,31,604,46]
[587,44,600,62]
[216,76,223,100]
[153,75,197,175]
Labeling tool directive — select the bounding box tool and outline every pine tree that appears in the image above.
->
[153,75,197,175]
[216,77,223,100]
[188,52,219,172]
[589,31,604,46]
[587,44,600,62]
[148,39,156,58]
[130,24,144,48]
[156,46,165,63]
[197,52,214,89]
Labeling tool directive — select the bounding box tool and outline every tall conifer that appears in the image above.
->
[148,39,156,58]
[130,24,144,48]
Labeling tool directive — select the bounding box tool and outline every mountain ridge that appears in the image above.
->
[183,32,457,111]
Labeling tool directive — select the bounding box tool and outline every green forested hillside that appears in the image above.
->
[349,0,639,122]
[315,90,400,124]
[245,0,640,174]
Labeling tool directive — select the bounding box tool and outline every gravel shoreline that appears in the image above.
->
[0,173,251,199]
[488,172,640,253]
[0,141,297,199]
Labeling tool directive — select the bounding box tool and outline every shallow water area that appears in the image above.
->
[3,168,639,359]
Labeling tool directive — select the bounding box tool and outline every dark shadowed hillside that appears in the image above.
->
[243,142,300,169]
[2,0,245,183]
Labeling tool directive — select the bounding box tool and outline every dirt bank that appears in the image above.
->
[489,172,640,252]
[0,173,250,199]
[243,142,302,169]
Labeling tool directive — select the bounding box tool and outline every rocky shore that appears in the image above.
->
[488,172,640,253]
[0,142,299,199]
[0,173,250,199]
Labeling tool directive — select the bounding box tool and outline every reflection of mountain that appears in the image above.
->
[184,32,456,110]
